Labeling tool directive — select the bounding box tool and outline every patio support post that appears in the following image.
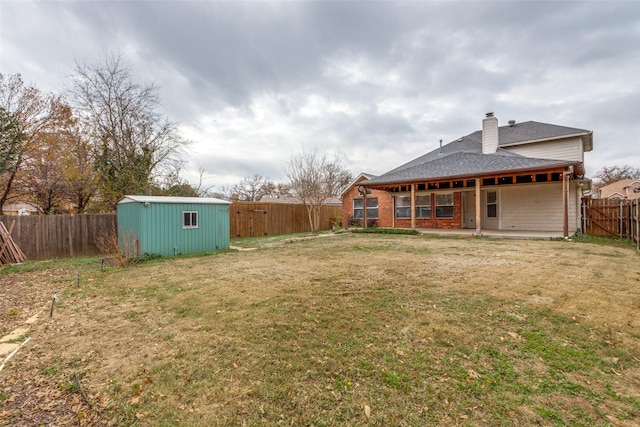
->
[475,178,481,235]
[363,188,368,229]
[410,184,416,229]
[563,171,569,238]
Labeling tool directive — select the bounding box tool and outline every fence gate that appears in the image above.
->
[582,198,632,238]
[233,207,268,237]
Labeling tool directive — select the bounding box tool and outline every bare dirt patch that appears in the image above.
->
[1,235,639,426]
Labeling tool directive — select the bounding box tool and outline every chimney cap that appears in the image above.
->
[485,112,494,118]
[508,120,516,127]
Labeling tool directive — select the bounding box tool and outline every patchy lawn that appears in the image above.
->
[1,234,639,426]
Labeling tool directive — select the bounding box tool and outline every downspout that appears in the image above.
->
[563,170,570,238]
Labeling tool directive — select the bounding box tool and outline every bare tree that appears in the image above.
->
[286,147,351,232]
[592,165,640,190]
[156,165,214,197]
[232,174,276,201]
[0,73,66,214]
[70,54,186,211]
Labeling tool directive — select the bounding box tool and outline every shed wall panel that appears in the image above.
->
[117,201,229,257]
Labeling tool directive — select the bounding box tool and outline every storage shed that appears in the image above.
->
[117,195,231,257]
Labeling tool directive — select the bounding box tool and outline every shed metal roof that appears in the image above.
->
[118,195,231,205]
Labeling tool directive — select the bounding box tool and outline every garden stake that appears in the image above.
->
[101,258,104,271]
[77,274,80,288]
[50,292,57,317]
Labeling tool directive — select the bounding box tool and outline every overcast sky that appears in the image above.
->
[1,1,639,188]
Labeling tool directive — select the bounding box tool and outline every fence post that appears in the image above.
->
[620,201,623,239]
[581,199,587,235]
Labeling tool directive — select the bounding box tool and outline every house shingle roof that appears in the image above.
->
[365,152,573,185]
[364,120,590,186]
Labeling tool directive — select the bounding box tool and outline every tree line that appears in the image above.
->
[0,54,352,229]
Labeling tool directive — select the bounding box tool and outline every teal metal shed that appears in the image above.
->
[117,195,231,257]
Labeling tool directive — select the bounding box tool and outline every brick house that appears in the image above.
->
[347,113,593,237]
[340,173,394,227]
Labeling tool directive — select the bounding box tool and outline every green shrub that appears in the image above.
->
[352,228,420,235]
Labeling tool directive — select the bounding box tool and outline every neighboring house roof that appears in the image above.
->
[598,179,640,200]
[258,196,342,205]
[118,195,231,205]
[2,202,39,214]
[339,172,378,198]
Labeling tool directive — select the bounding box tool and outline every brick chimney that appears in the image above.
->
[482,112,498,154]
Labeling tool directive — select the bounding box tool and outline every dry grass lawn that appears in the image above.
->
[1,233,639,426]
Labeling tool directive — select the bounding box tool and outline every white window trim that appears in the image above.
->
[353,197,379,219]
[486,190,498,218]
[435,193,454,219]
[183,211,198,229]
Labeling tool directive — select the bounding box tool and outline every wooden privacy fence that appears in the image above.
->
[230,202,342,237]
[0,203,342,261]
[0,214,116,261]
[581,198,640,248]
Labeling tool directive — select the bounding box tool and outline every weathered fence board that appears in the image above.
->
[0,215,116,261]
[230,202,341,237]
[0,203,342,261]
[581,198,634,239]
[633,199,640,250]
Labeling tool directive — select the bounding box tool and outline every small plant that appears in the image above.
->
[6,308,19,316]
[96,229,135,268]
[134,253,162,264]
[58,380,80,393]
[43,366,58,376]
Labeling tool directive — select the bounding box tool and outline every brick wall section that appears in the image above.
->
[341,177,394,227]
[342,179,463,229]
[393,192,463,229]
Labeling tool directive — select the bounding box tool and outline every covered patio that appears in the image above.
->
[414,228,565,240]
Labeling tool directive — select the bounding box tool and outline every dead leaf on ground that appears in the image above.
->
[364,404,371,418]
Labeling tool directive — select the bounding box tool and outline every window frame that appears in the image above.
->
[394,195,411,219]
[435,193,454,219]
[415,194,432,219]
[486,191,497,218]
[183,211,199,229]
[353,197,379,219]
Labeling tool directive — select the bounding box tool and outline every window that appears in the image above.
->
[353,197,378,219]
[435,193,454,218]
[395,196,411,218]
[415,195,431,218]
[395,195,431,218]
[183,211,198,228]
[487,191,497,218]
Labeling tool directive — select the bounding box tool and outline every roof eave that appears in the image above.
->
[363,162,580,188]
[499,131,593,149]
